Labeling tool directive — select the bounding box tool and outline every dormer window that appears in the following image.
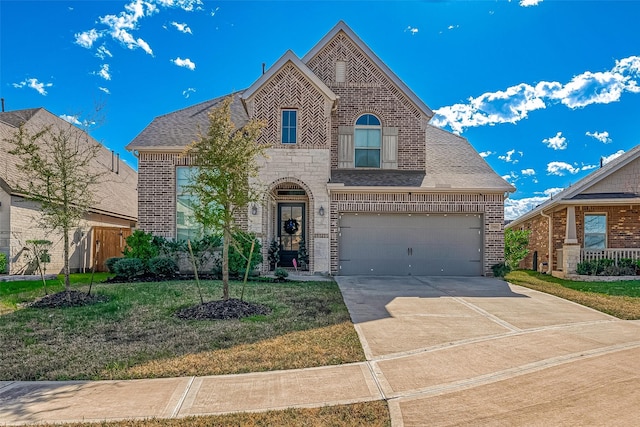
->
[354,114,381,168]
[281,109,297,144]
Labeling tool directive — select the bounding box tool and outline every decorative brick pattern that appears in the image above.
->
[247,64,332,148]
[306,32,427,170]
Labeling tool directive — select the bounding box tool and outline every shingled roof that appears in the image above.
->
[0,108,138,221]
[126,92,248,151]
[507,144,640,228]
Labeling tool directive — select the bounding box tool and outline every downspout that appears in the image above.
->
[540,210,552,274]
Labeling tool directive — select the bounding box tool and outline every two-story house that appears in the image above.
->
[126,21,513,276]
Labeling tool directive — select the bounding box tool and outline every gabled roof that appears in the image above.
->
[302,20,434,119]
[126,92,248,151]
[0,108,138,221]
[241,50,338,104]
[508,144,640,228]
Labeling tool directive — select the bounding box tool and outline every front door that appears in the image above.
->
[278,203,305,267]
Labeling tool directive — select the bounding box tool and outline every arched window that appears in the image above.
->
[354,114,381,168]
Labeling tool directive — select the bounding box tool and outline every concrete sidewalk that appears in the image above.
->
[1,276,639,426]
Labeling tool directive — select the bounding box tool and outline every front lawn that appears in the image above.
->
[506,270,640,320]
[0,275,365,381]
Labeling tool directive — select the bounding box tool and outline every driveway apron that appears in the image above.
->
[335,276,640,427]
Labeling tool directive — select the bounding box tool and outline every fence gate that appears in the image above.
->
[93,227,131,272]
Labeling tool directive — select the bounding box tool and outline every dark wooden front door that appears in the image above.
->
[278,203,305,267]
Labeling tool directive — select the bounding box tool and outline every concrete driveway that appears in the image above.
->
[335,276,640,427]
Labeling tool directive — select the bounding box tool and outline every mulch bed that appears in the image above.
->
[29,290,110,309]
[175,298,271,320]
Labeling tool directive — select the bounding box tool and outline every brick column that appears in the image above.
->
[562,244,581,275]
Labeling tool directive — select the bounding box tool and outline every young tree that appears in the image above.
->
[6,121,103,293]
[504,228,531,269]
[182,97,267,300]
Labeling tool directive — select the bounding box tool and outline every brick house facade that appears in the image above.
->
[508,144,640,276]
[127,21,513,276]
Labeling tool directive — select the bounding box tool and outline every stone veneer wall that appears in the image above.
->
[329,192,505,276]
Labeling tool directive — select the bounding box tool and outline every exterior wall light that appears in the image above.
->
[319,206,325,216]
[251,205,258,215]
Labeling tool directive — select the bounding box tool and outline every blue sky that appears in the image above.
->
[1,0,639,220]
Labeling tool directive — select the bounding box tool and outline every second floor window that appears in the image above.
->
[354,114,381,168]
[282,109,297,144]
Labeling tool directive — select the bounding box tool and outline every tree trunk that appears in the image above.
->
[63,226,71,301]
[222,227,230,300]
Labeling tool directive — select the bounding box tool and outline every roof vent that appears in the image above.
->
[335,61,346,83]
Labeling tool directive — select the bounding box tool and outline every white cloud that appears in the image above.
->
[520,0,543,6]
[405,26,418,35]
[479,151,494,158]
[432,55,640,133]
[581,164,598,171]
[60,114,82,125]
[547,161,580,176]
[171,21,192,34]
[12,78,53,95]
[92,64,111,80]
[602,149,625,165]
[75,28,101,48]
[585,130,612,143]
[99,87,111,94]
[77,0,203,57]
[183,87,196,98]
[172,57,196,70]
[505,187,563,221]
[498,149,522,164]
[211,6,219,16]
[95,44,113,60]
[542,131,567,150]
[521,168,536,176]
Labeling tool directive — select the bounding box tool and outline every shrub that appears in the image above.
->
[491,262,511,278]
[576,260,594,275]
[104,257,123,273]
[148,257,179,278]
[113,258,146,280]
[123,230,159,262]
[274,267,289,280]
[0,252,7,273]
[504,229,531,269]
[267,239,280,270]
[228,231,262,276]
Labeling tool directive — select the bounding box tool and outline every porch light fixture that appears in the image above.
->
[251,205,258,215]
[319,206,325,216]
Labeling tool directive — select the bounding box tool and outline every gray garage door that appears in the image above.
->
[338,213,482,276]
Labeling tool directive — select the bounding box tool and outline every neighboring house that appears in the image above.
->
[126,21,513,276]
[506,144,640,276]
[0,108,138,274]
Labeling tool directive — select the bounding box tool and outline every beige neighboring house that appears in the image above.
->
[127,21,513,276]
[506,144,640,277]
[0,107,138,274]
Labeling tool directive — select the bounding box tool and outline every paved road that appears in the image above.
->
[1,276,638,426]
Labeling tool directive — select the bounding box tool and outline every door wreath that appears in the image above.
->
[284,218,299,235]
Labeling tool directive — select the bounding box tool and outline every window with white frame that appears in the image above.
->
[584,213,606,249]
[354,114,381,168]
[176,166,202,240]
[281,109,297,144]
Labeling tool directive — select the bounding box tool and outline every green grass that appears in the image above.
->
[0,275,365,381]
[506,270,640,319]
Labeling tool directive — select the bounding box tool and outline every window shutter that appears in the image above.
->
[382,127,398,169]
[338,126,354,168]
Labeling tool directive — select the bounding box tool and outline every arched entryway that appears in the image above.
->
[263,179,314,272]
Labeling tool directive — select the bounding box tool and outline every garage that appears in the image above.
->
[338,213,483,276]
